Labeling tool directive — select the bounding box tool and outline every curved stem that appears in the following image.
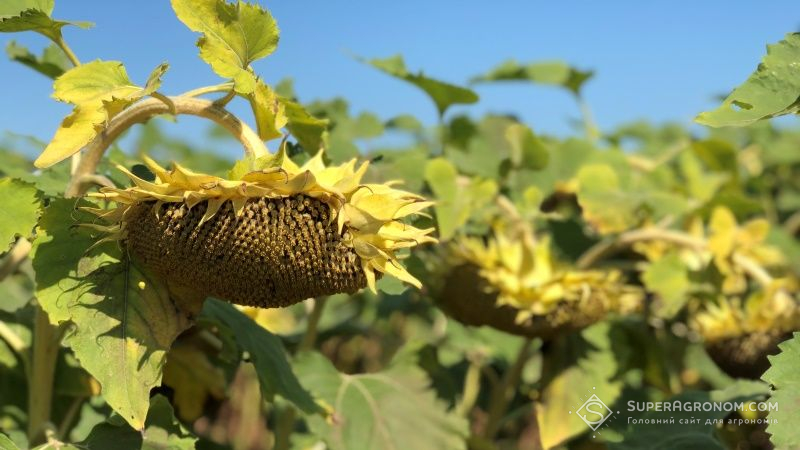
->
[577,228,705,270]
[180,82,235,98]
[65,96,268,197]
[576,227,775,287]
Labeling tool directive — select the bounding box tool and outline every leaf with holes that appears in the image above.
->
[696,33,800,127]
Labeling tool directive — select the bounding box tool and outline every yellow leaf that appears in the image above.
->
[35,105,105,168]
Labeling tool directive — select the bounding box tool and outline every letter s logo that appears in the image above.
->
[579,400,609,426]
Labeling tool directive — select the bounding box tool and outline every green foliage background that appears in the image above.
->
[1,1,799,450]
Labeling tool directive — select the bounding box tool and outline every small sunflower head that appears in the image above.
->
[692,280,799,378]
[437,222,642,339]
[84,148,435,310]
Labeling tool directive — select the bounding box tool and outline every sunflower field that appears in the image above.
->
[0,1,799,449]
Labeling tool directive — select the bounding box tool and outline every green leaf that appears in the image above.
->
[281,98,329,153]
[31,199,193,430]
[576,163,640,233]
[696,33,800,127]
[0,178,40,252]
[5,40,69,78]
[761,332,800,449]
[472,59,593,95]
[610,381,769,450]
[424,158,460,240]
[0,433,20,450]
[76,395,197,450]
[295,352,468,450]
[505,123,549,170]
[642,252,691,319]
[0,0,91,41]
[171,0,279,93]
[424,158,497,240]
[201,299,323,415]
[36,60,168,168]
[537,322,624,449]
[359,54,478,117]
[248,79,287,141]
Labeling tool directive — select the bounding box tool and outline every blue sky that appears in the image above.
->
[1,1,798,155]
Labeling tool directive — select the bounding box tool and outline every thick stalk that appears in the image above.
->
[27,310,61,443]
[483,338,533,439]
[297,297,329,353]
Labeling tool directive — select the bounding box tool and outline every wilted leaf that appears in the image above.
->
[201,299,324,415]
[31,199,193,430]
[295,352,468,450]
[0,178,40,252]
[360,54,478,117]
[5,40,69,78]
[36,61,169,168]
[696,33,800,127]
[761,332,800,449]
[171,0,278,93]
[472,59,593,95]
[642,253,691,318]
[162,338,228,422]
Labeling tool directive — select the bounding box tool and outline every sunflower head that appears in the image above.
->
[85,147,435,311]
[692,280,799,378]
[437,222,642,339]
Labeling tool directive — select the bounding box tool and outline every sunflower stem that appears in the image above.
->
[27,309,62,445]
[455,355,483,417]
[297,297,328,353]
[65,96,268,197]
[483,337,533,439]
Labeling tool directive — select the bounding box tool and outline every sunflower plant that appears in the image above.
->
[1,2,800,450]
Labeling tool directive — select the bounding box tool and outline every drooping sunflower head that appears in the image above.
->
[691,280,799,378]
[84,147,435,310]
[437,222,642,339]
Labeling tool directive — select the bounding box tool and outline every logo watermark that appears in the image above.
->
[577,394,613,430]
[568,387,619,438]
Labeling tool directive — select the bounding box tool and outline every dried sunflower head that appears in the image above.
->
[84,148,435,311]
[692,279,799,378]
[437,222,642,339]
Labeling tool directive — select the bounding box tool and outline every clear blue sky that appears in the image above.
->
[1,1,798,154]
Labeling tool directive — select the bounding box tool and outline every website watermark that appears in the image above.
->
[627,400,778,413]
[568,389,778,438]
